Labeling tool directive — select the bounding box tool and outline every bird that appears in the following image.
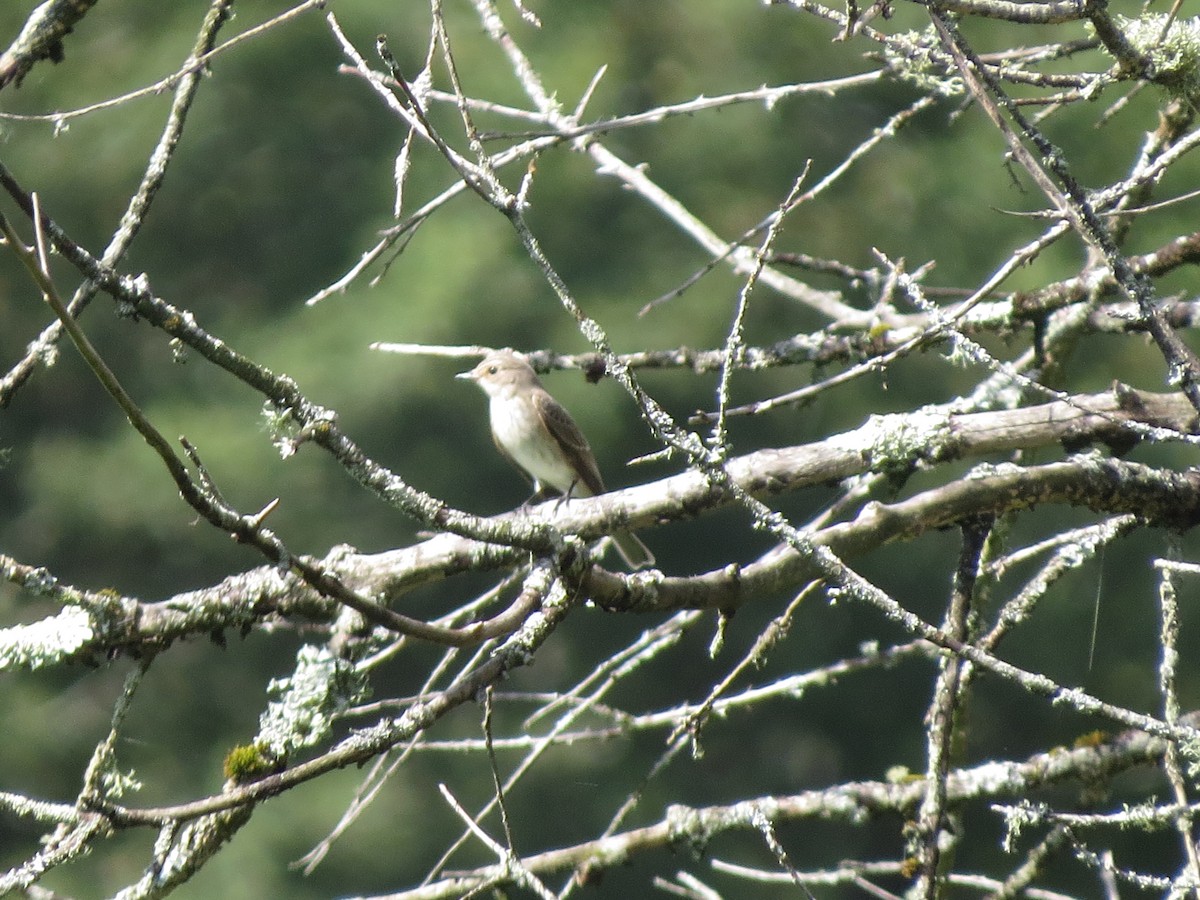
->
[457,349,654,569]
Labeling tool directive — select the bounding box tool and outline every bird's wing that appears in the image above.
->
[534,390,606,495]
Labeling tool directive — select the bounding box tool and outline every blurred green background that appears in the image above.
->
[0,0,1197,897]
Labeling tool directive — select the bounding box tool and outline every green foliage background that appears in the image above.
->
[0,1,1197,897]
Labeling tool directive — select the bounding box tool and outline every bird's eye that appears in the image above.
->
[487,365,498,375]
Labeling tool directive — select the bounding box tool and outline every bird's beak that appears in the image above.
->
[456,368,477,382]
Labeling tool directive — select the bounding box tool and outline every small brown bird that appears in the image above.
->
[458,349,654,569]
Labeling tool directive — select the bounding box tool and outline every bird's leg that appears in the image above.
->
[521,480,553,509]
[553,479,581,511]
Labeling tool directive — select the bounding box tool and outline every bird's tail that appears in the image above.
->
[610,529,654,570]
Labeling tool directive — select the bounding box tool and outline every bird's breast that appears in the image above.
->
[489,396,582,495]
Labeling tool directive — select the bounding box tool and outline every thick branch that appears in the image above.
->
[915,0,1087,23]
[3,388,1193,667]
